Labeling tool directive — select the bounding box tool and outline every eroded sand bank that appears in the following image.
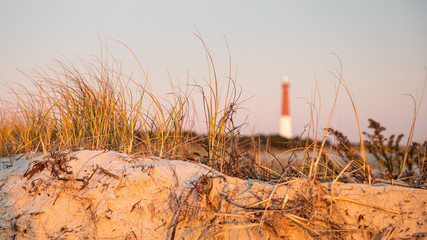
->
[1,150,426,239]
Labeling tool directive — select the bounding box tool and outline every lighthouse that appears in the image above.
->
[280,77,292,139]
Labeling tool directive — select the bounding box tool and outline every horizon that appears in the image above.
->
[1,0,426,143]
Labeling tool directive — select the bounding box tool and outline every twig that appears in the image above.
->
[96,165,119,180]
[169,188,195,240]
[373,178,427,189]
[219,193,296,212]
[80,168,97,190]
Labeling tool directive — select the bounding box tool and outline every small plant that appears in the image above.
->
[363,119,405,178]
[324,119,426,185]
[363,118,426,182]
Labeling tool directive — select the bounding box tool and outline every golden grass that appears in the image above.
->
[0,39,250,180]
[1,40,425,187]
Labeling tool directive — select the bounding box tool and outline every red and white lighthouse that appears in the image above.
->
[280,77,292,138]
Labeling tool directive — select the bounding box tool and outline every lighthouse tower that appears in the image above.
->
[280,77,292,139]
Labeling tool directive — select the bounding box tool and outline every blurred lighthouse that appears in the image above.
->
[280,77,292,139]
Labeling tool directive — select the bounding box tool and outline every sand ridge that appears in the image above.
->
[0,150,426,239]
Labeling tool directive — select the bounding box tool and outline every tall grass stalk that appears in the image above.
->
[399,73,426,177]
[308,76,341,182]
[328,55,371,183]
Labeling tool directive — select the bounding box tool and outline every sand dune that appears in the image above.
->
[1,150,426,239]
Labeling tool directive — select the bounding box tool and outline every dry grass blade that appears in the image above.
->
[399,79,425,178]
[325,196,400,214]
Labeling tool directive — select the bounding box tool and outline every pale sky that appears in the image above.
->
[1,0,426,142]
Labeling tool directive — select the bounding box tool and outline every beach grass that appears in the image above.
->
[0,40,425,188]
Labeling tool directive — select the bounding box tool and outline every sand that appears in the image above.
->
[0,150,426,239]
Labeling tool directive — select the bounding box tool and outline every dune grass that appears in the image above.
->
[1,40,426,188]
[0,39,252,179]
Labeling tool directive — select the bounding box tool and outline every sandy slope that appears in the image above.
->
[0,150,426,239]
